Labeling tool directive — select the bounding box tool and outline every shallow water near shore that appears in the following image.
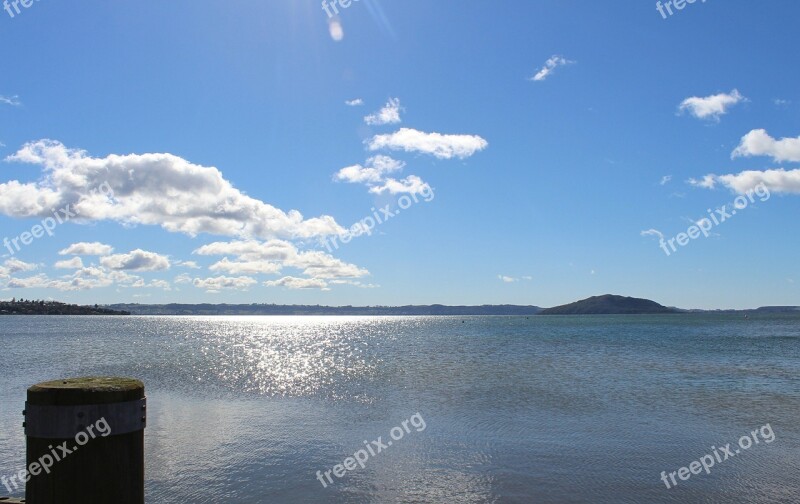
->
[1,314,799,503]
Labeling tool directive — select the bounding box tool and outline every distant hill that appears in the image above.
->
[108,303,542,316]
[685,306,800,314]
[538,295,679,315]
[0,300,130,316]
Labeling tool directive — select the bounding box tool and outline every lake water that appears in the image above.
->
[1,315,799,503]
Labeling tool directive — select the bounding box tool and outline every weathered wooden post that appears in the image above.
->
[22,377,146,503]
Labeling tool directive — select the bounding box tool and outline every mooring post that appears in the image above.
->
[23,377,146,503]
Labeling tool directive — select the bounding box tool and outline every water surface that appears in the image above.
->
[1,315,798,503]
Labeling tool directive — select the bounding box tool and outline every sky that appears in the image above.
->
[0,0,798,309]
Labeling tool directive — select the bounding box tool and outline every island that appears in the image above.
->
[537,294,679,315]
[0,299,130,316]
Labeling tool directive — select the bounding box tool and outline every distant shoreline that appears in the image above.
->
[104,300,799,317]
[0,300,130,316]
[3,298,797,317]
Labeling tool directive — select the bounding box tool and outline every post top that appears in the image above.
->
[27,377,144,405]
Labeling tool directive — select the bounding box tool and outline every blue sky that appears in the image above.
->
[0,0,798,309]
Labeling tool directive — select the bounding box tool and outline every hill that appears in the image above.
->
[0,299,130,316]
[538,295,679,315]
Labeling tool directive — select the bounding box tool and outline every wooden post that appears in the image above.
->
[23,377,146,503]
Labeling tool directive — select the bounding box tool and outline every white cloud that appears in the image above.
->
[0,262,148,291]
[368,175,431,195]
[329,279,379,288]
[3,140,344,240]
[498,275,517,283]
[334,155,406,185]
[691,169,800,194]
[194,239,369,281]
[6,274,50,289]
[4,258,37,273]
[128,278,170,290]
[174,273,193,284]
[660,175,672,185]
[530,55,574,82]
[193,276,257,292]
[264,276,329,290]
[678,89,745,121]
[328,19,344,41]
[194,239,296,262]
[54,257,84,269]
[149,279,171,290]
[364,98,402,125]
[732,129,800,163]
[0,95,21,106]
[367,128,488,160]
[688,174,718,189]
[640,229,665,241]
[209,257,282,275]
[59,242,114,256]
[100,249,170,271]
[345,98,364,106]
[175,260,201,269]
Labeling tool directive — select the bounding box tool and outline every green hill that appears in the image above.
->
[0,299,130,316]
[538,295,678,315]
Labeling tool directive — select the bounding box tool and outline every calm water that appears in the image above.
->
[1,315,799,503]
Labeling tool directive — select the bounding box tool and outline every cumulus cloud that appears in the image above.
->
[368,175,431,195]
[193,276,258,292]
[100,249,170,271]
[345,98,364,106]
[367,128,488,160]
[679,89,745,121]
[174,273,193,284]
[530,55,574,82]
[264,276,329,290]
[175,260,200,269]
[690,169,800,194]
[130,278,171,290]
[54,257,84,269]
[498,275,517,283]
[731,129,800,163]
[0,260,153,291]
[5,268,120,291]
[2,140,344,240]
[209,257,282,275]
[59,242,114,256]
[4,258,37,273]
[334,155,405,185]
[6,274,50,289]
[364,98,402,125]
[194,239,369,281]
[687,174,717,189]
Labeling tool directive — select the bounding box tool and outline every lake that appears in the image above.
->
[1,314,798,503]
